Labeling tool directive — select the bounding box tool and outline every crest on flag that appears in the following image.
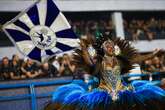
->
[3,0,79,62]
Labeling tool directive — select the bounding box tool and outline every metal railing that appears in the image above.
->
[0,73,164,110]
[0,79,73,110]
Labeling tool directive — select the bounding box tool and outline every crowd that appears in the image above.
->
[124,17,165,41]
[0,54,76,81]
[2,14,165,47]
[69,19,116,38]
[67,17,165,42]
[1,14,165,81]
[141,52,165,73]
[1,51,165,81]
[140,52,165,89]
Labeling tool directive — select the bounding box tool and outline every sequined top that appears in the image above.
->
[99,56,124,95]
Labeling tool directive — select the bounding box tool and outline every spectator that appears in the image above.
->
[141,52,165,73]
[69,19,115,38]
[52,58,60,75]
[10,54,25,80]
[48,56,60,72]
[142,59,155,72]
[0,57,11,80]
[152,56,165,72]
[21,59,40,78]
[59,54,75,76]
[124,17,165,41]
[160,54,165,71]
[39,62,59,78]
[161,78,165,89]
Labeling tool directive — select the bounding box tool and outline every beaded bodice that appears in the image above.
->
[100,64,122,91]
[99,56,124,100]
[101,66,121,91]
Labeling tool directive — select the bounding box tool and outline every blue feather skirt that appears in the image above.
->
[50,80,165,110]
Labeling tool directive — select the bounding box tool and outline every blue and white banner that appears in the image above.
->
[3,0,79,62]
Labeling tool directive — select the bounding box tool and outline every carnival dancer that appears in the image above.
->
[45,35,165,110]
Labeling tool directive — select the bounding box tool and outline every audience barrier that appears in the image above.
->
[0,77,73,110]
[0,73,164,110]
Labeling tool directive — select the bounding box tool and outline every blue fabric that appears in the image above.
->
[52,80,165,110]
[13,20,30,32]
[55,29,77,39]
[28,47,41,62]
[6,29,31,42]
[27,5,40,25]
[45,0,59,26]
[55,42,74,51]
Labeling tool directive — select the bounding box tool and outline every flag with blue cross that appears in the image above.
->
[3,0,79,62]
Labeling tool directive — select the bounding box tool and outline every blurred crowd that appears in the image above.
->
[141,52,165,89]
[69,19,116,38]
[141,52,165,73]
[1,14,165,81]
[67,17,165,42]
[0,54,76,81]
[124,17,165,41]
[1,51,165,81]
[1,53,165,90]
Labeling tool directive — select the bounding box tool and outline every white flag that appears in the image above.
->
[3,0,79,62]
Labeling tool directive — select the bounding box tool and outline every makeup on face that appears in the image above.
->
[103,41,115,55]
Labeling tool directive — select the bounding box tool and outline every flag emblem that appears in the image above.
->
[3,0,79,62]
[30,25,56,50]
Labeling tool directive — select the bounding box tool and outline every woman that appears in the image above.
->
[45,36,165,110]
[59,54,75,76]
[10,54,25,80]
[0,57,11,80]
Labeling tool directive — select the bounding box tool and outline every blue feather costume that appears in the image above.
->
[45,38,165,110]
[50,79,165,110]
